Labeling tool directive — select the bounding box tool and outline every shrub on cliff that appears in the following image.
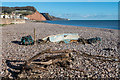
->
[1,6,36,14]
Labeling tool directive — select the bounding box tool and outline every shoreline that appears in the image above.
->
[1,21,119,78]
[43,20,119,30]
[44,22,119,31]
[1,20,119,31]
[41,22,119,35]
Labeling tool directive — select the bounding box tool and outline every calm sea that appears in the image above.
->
[44,20,119,30]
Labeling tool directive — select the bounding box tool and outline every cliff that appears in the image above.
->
[41,13,68,20]
[26,11,46,21]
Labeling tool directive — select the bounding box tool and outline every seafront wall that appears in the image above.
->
[0,18,25,24]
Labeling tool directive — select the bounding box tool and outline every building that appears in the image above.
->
[0,13,10,18]
[0,13,24,19]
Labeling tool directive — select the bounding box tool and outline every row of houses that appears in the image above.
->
[0,13,29,20]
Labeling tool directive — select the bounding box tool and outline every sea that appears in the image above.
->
[44,20,119,30]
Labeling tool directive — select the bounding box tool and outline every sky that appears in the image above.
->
[1,0,120,2]
[1,2,119,20]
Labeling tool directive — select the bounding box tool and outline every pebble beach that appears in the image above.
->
[1,21,120,79]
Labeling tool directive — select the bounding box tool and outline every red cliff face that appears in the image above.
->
[26,11,46,21]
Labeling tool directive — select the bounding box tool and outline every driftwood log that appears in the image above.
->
[26,49,73,65]
[75,50,120,62]
[23,49,119,72]
[16,49,120,79]
[20,49,84,75]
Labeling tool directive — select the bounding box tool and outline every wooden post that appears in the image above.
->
[34,28,36,44]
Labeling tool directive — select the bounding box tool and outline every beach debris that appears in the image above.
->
[6,49,120,79]
[9,49,84,78]
[20,35,34,45]
[103,48,115,51]
[87,37,101,44]
[41,33,101,44]
[19,34,101,45]
[42,33,79,43]
[78,37,101,45]
[76,50,120,62]
[36,33,101,44]
[77,38,86,45]
[37,39,45,43]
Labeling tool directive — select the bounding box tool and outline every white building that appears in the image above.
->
[0,13,23,19]
[0,14,10,18]
[23,17,29,20]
